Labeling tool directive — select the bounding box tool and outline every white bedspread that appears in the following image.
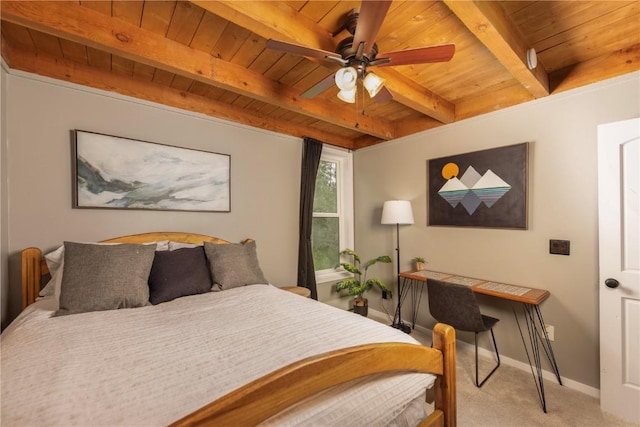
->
[1,285,435,426]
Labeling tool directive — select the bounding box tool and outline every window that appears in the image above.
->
[312,146,353,282]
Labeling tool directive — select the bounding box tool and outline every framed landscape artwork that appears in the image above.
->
[427,142,528,229]
[72,130,230,212]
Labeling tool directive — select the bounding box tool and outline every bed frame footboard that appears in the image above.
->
[171,323,457,427]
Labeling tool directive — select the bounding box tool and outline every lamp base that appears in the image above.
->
[391,322,411,334]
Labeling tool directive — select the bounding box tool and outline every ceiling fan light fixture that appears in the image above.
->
[265,2,457,105]
[337,88,356,103]
[335,67,358,91]
[363,72,386,98]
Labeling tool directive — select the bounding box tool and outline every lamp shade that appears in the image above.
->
[363,72,385,98]
[337,88,356,103]
[381,200,414,225]
[335,67,358,91]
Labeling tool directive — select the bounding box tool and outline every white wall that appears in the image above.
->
[2,71,302,327]
[353,72,640,389]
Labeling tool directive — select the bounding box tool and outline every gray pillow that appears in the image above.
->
[56,242,156,316]
[148,246,212,304]
[204,240,268,291]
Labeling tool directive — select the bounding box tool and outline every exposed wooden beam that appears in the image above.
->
[354,115,444,150]
[0,0,394,140]
[5,47,355,149]
[443,0,549,98]
[380,71,455,124]
[455,82,534,121]
[395,116,443,139]
[0,35,13,68]
[190,1,335,53]
[550,43,640,94]
[352,135,383,150]
[198,0,455,124]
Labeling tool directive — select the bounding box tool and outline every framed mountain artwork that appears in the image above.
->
[427,143,528,229]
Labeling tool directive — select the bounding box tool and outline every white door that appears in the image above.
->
[598,118,640,424]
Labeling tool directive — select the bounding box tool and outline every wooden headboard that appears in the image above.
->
[20,232,234,309]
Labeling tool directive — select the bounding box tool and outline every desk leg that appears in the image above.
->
[513,304,563,413]
[409,278,425,329]
[533,305,562,384]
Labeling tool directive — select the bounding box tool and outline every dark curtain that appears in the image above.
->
[297,137,323,300]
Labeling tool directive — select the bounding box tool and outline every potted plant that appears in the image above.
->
[335,249,392,317]
[412,257,426,271]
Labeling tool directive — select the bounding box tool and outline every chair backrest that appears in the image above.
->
[426,279,489,333]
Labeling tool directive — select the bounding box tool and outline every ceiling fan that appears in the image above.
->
[265,0,455,104]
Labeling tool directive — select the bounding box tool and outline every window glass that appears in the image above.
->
[313,160,337,213]
[310,146,353,283]
[312,217,339,270]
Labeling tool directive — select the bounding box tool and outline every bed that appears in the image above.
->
[4,232,456,426]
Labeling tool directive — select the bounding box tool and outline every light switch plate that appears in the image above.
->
[549,239,570,255]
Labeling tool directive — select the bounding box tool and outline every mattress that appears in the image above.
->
[1,284,435,426]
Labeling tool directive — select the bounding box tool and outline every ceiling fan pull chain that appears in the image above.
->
[354,81,360,128]
[356,83,359,118]
[361,81,367,116]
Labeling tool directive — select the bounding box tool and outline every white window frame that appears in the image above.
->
[313,145,354,283]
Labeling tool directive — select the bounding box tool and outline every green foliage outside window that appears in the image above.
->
[312,217,339,270]
[313,160,337,213]
[312,160,339,271]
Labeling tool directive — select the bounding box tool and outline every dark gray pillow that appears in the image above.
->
[56,242,156,316]
[148,247,212,304]
[204,240,268,291]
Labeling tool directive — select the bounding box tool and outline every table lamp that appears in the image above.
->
[381,200,414,333]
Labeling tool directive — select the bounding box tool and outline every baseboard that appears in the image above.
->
[367,308,600,399]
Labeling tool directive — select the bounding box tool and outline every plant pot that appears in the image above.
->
[353,298,368,317]
[415,261,425,271]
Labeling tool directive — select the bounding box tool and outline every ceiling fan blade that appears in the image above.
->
[352,0,392,59]
[372,86,393,103]
[265,39,345,64]
[301,74,336,99]
[375,44,456,67]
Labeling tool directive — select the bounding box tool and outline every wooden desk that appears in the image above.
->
[400,270,550,305]
[398,270,561,413]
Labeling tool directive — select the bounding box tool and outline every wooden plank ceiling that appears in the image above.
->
[1,1,638,150]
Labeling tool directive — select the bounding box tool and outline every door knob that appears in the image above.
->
[605,278,619,288]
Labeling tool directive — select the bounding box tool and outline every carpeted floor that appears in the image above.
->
[406,325,636,427]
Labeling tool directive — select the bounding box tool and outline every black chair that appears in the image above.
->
[426,278,500,387]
